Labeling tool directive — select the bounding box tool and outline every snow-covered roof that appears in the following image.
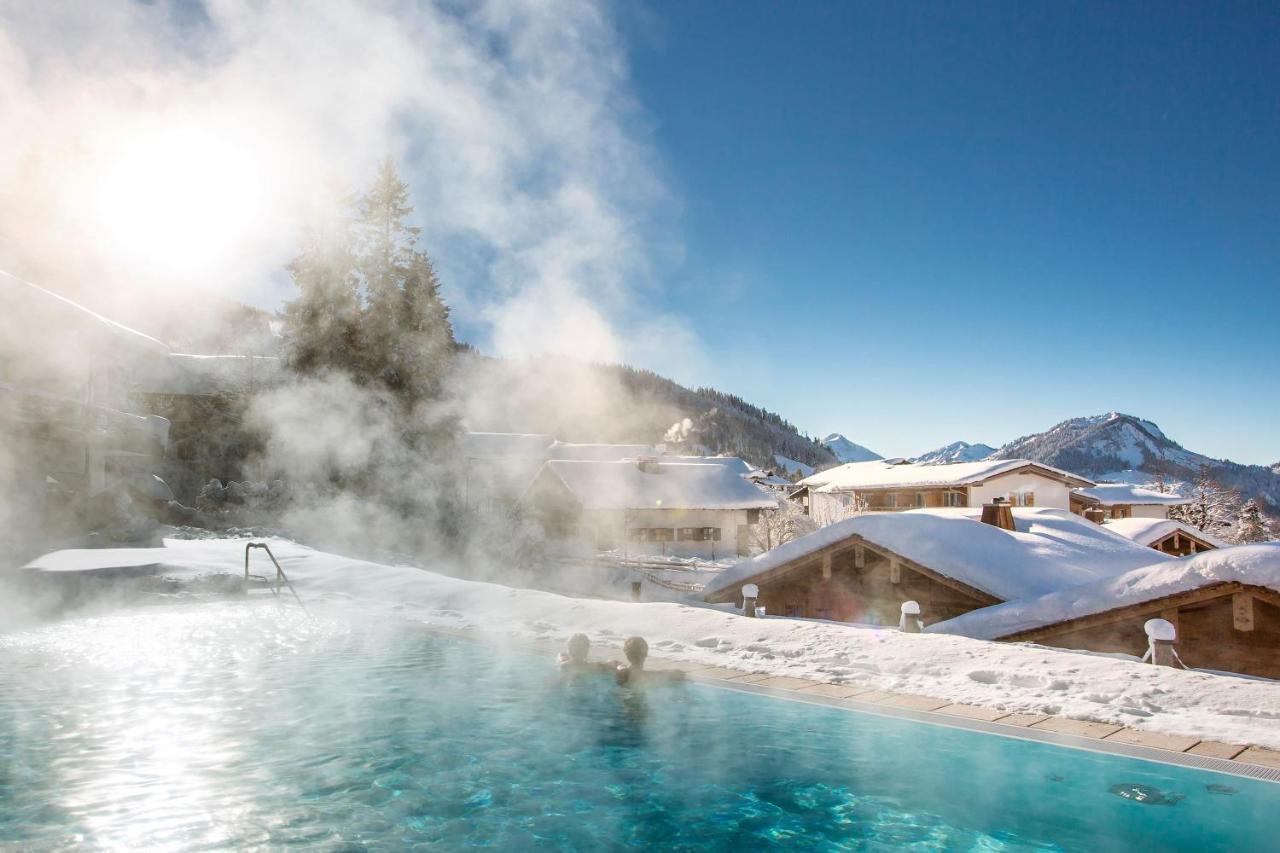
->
[1103,517,1228,549]
[537,460,777,511]
[1,269,170,353]
[547,442,658,461]
[704,507,1170,602]
[664,455,759,477]
[133,352,282,395]
[463,432,555,459]
[930,544,1280,641]
[748,471,794,487]
[1073,483,1189,506]
[797,458,1094,492]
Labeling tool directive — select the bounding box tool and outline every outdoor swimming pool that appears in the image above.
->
[1,602,1275,850]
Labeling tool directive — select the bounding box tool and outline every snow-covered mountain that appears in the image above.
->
[820,434,883,463]
[912,441,997,465]
[990,412,1280,513]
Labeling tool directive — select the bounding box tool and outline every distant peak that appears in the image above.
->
[820,434,883,463]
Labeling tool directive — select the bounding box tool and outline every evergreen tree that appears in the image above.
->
[281,216,360,376]
[352,157,456,413]
[1235,499,1270,543]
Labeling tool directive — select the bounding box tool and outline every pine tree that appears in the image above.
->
[1235,499,1270,543]
[355,157,421,392]
[281,216,360,376]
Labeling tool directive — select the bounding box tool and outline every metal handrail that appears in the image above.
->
[244,542,307,610]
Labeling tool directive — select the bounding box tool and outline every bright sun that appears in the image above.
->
[85,122,268,279]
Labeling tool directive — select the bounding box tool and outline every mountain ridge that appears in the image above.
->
[820,433,883,463]
[912,440,997,465]
[990,412,1280,514]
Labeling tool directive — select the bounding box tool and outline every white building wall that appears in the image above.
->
[580,507,750,559]
[968,472,1072,511]
[1128,504,1171,519]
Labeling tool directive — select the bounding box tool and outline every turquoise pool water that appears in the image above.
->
[0,603,1274,850]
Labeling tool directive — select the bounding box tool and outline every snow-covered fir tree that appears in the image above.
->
[1234,499,1271,543]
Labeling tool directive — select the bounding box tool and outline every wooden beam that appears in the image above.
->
[1160,608,1179,636]
[889,559,901,585]
[1233,592,1255,632]
[821,553,832,580]
[854,544,865,568]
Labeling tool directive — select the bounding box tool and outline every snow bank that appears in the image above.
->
[930,544,1280,641]
[704,508,1173,601]
[14,538,1280,749]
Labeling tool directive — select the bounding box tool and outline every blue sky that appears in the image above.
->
[605,1,1279,464]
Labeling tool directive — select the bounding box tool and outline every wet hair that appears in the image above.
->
[566,633,590,663]
[622,636,648,669]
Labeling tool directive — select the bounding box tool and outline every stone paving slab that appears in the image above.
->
[845,690,896,704]
[935,703,1012,722]
[797,682,877,699]
[1030,717,1124,739]
[686,666,747,680]
[726,672,774,684]
[1184,740,1248,760]
[1234,747,1280,769]
[995,713,1052,728]
[755,675,820,691]
[1102,728,1201,752]
[875,693,952,712]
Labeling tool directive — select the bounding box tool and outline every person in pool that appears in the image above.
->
[557,633,614,672]
[614,636,684,685]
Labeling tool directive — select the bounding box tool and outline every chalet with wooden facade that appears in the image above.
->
[931,544,1280,680]
[793,459,1093,525]
[520,458,776,559]
[703,506,1167,626]
[1104,517,1223,556]
[1070,483,1189,520]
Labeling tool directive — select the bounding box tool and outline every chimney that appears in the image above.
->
[980,497,1016,531]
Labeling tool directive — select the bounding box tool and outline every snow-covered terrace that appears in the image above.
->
[13,538,1280,751]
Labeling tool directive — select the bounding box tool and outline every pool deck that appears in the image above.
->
[424,623,1280,782]
[674,660,1280,781]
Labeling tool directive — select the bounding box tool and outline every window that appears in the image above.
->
[1011,491,1035,507]
[677,527,722,542]
[628,527,675,542]
[1111,505,1131,519]
[946,491,966,508]
[883,493,897,508]
[915,492,926,507]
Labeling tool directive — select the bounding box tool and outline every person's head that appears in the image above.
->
[623,636,648,669]
[565,633,590,664]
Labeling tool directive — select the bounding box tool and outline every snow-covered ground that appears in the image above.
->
[11,537,1280,750]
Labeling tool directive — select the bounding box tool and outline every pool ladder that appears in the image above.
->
[244,542,307,611]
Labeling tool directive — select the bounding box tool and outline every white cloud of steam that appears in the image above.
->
[0,0,701,373]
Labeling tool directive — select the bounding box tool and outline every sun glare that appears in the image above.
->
[85,123,268,280]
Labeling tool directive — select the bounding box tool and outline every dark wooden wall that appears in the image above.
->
[1023,594,1280,680]
[748,545,991,627]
